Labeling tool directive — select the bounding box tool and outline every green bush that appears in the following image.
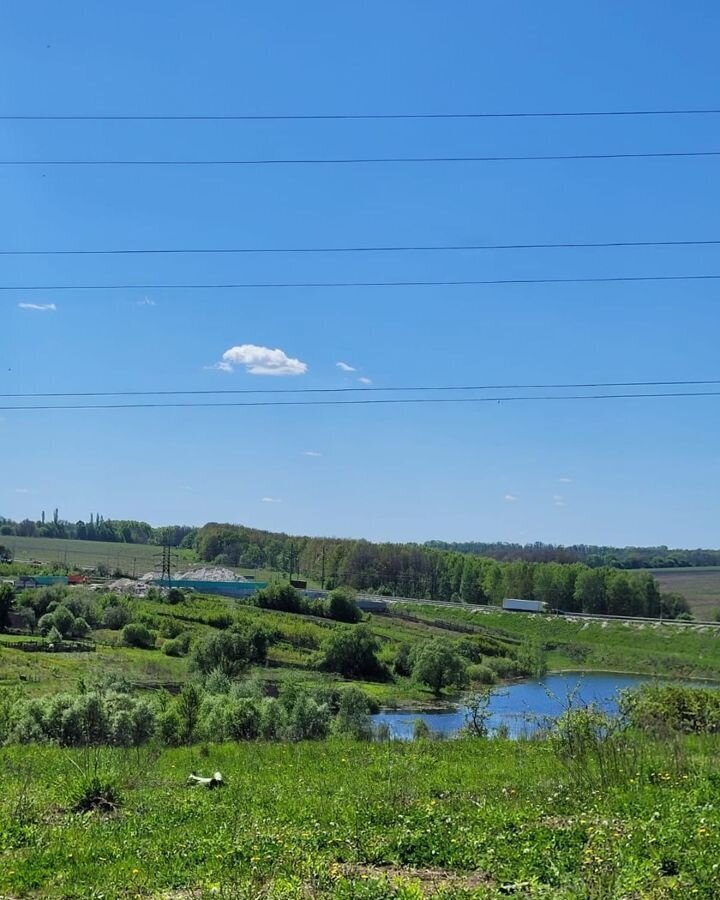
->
[162,632,192,657]
[326,588,362,623]
[331,687,373,740]
[318,626,387,680]
[467,663,497,685]
[191,630,252,677]
[103,604,132,630]
[121,623,156,649]
[620,684,720,735]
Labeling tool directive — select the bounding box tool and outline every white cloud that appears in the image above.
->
[137,296,156,306]
[303,450,322,457]
[15,487,30,493]
[554,499,567,507]
[336,361,356,372]
[558,476,572,483]
[553,494,564,501]
[219,344,307,376]
[18,302,56,312]
[358,376,372,385]
[261,496,282,503]
[504,494,518,502]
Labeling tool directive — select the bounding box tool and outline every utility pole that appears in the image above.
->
[320,543,326,590]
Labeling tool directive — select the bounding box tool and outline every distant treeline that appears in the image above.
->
[0,514,196,549]
[3,515,717,571]
[425,540,720,569]
[194,524,690,619]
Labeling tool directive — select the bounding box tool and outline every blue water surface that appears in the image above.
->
[372,672,653,740]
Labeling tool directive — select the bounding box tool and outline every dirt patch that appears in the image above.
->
[341,863,493,893]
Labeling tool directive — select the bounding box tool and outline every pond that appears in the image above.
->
[372,671,654,740]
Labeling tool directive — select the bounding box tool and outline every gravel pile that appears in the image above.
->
[175,566,241,582]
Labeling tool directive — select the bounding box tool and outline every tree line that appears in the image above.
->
[425,540,720,569]
[3,514,719,570]
[0,514,196,548]
[194,524,690,619]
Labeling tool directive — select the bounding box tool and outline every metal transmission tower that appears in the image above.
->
[154,544,174,588]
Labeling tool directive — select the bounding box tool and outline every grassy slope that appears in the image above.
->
[4,535,194,574]
[392,603,720,682]
[2,737,719,898]
[649,566,720,618]
[4,590,720,704]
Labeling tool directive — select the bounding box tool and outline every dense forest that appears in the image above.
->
[425,540,720,569]
[0,515,704,617]
[193,523,690,619]
[2,514,718,570]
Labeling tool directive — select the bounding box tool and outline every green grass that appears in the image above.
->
[4,535,195,575]
[4,589,720,704]
[391,603,720,683]
[648,567,720,619]
[1,735,720,898]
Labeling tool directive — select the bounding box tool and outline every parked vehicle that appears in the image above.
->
[502,598,546,613]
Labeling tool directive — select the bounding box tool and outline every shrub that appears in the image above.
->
[467,663,497,685]
[326,588,362,623]
[191,630,252,677]
[163,632,192,657]
[486,656,525,679]
[393,643,413,677]
[331,687,373,740]
[121,623,155,649]
[103,604,132,631]
[318,626,387,680]
[252,582,305,614]
[71,617,91,639]
[620,684,720,735]
[159,617,186,639]
[166,588,184,605]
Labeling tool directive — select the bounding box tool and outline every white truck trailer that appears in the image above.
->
[502,598,546,613]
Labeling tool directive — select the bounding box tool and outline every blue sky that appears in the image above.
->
[2,1,720,547]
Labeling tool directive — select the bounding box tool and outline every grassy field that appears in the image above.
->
[3,535,194,576]
[649,567,720,619]
[2,536,285,583]
[391,603,720,683]
[2,735,719,898]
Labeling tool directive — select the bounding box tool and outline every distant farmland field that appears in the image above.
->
[649,567,720,619]
[4,536,193,576]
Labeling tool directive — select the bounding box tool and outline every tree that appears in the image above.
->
[191,630,252,677]
[176,683,202,744]
[326,588,361,623]
[121,623,155,649]
[332,687,373,740]
[412,641,468,696]
[0,583,15,631]
[318,626,386,680]
[573,568,608,614]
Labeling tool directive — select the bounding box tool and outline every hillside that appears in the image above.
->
[648,567,720,619]
[3,587,720,704]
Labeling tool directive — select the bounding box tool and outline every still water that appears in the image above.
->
[372,672,651,740]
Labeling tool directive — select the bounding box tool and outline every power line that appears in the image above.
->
[4,273,720,291]
[3,108,720,121]
[3,379,720,400]
[2,237,720,257]
[1,150,720,166]
[3,391,720,411]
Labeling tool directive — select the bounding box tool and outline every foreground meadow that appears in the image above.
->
[2,735,719,899]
